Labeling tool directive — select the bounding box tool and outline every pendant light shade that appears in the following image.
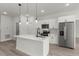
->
[26,3,29,24]
[26,15,29,24]
[35,17,38,23]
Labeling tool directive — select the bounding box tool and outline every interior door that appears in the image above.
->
[66,22,74,48]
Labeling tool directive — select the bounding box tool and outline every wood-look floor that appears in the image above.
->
[49,40,79,56]
[0,40,29,56]
[0,40,79,56]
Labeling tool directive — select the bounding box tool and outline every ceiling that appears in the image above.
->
[0,3,79,17]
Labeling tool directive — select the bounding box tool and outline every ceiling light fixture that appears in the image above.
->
[18,3,22,25]
[3,11,7,15]
[65,3,70,6]
[41,10,45,13]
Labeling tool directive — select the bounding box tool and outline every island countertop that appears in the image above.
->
[16,34,50,42]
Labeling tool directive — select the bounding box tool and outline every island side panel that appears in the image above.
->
[16,37,43,56]
[43,37,49,56]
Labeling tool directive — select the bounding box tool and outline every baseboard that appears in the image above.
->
[0,38,13,42]
[76,37,79,39]
[49,43,58,46]
[49,42,58,45]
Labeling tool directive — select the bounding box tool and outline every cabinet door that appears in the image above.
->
[66,22,74,48]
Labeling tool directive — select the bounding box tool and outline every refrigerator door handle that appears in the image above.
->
[64,24,66,40]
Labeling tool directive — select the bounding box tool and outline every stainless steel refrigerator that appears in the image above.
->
[59,22,74,49]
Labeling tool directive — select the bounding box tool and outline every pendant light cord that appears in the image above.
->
[26,1,29,22]
[18,3,21,23]
[35,3,38,20]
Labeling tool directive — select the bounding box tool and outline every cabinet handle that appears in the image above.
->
[64,24,66,40]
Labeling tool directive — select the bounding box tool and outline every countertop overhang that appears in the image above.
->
[16,35,50,42]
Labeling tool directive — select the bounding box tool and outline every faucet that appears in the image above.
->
[36,27,41,37]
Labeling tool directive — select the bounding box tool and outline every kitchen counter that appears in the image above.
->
[16,34,50,56]
[16,35,48,42]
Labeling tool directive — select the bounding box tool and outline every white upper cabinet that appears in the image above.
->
[58,15,76,22]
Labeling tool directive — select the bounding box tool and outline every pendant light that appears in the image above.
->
[35,3,38,23]
[18,3,22,24]
[26,3,29,24]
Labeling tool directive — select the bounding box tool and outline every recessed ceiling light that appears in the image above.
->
[65,3,70,6]
[3,11,7,15]
[41,10,45,13]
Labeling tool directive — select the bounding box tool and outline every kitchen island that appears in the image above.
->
[16,35,49,56]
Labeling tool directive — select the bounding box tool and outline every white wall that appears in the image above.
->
[76,20,79,38]
[1,15,14,42]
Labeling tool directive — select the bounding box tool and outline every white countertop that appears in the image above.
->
[16,34,50,42]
